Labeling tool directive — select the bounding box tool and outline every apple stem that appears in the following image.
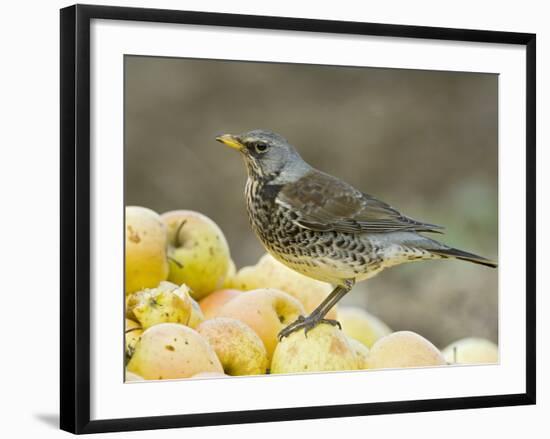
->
[168,256,183,269]
[174,220,187,247]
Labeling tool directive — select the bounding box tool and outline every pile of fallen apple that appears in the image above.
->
[125,206,499,382]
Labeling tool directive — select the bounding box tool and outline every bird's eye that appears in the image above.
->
[254,142,268,153]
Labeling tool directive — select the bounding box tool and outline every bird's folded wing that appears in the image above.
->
[275,170,443,234]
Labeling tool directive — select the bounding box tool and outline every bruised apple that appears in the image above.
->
[127,323,223,380]
[197,318,268,375]
[161,210,231,300]
[125,282,193,330]
[271,324,359,374]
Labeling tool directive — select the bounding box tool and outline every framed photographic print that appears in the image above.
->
[60,4,536,434]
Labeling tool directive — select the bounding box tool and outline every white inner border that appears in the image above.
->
[90,19,526,421]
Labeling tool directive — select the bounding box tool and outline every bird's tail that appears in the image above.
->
[431,247,497,268]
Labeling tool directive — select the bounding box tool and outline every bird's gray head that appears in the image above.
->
[216,129,309,181]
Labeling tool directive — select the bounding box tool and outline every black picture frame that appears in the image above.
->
[60,4,536,434]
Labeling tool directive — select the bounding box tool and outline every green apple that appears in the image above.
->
[125,206,169,294]
[161,210,231,300]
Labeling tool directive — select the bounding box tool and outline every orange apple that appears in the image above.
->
[216,288,305,361]
[199,289,243,320]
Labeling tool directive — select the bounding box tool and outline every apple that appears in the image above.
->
[125,283,192,330]
[125,206,169,294]
[347,337,370,370]
[442,337,499,364]
[199,289,243,320]
[125,318,143,361]
[227,254,337,319]
[125,370,144,382]
[161,210,231,300]
[127,323,223,380]
[271,324,359,374]
[197,318,268,375]
[338,306,391,348]
[365,331,446,369]
[216,288,305,361]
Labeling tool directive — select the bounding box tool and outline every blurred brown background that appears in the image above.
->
[125,55,498,348]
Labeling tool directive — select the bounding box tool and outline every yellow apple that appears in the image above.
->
[127,323,223,380]
[161,210,231,300]
[347,337,370,370]
[338,306,391,348]
[365,331,446,370]
[125,206,169,294]
[125,283,192,330]
[199,289,243,320]
[442,337,499,364]
[271,324,359,374]
[216,288,305,361]
[197,318,268,375]
[227,253,337,319]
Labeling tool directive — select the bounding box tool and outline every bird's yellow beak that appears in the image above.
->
[216,134,244,151]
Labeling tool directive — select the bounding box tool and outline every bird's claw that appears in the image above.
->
[278,315,342,340]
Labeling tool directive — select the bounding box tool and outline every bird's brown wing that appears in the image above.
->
[276,170,444,234]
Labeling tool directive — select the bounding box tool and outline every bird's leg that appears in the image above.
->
[278,279,355,340]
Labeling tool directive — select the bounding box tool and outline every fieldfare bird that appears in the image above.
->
[216,129,497,339]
